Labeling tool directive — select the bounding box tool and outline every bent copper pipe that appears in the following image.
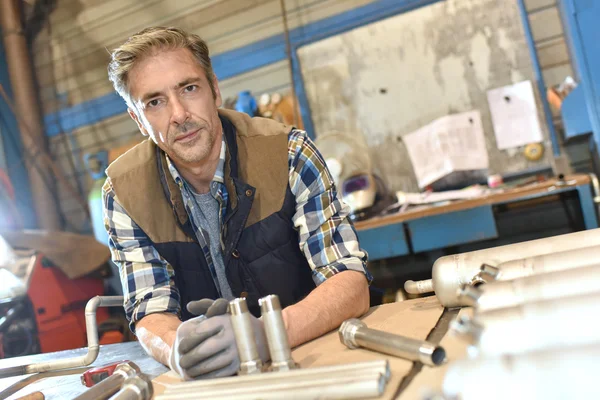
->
[0,296,124,379]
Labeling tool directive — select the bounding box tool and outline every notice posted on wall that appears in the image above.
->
[403,110,489,189]
[487,80,544,150]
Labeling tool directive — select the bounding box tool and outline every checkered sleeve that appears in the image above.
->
[288,129,372,285]
[102,178,181,332]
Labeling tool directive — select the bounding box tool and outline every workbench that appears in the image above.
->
[355,174,599,261]
[0,296,454,400]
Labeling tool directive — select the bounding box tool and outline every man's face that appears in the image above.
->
[127,48,223,166]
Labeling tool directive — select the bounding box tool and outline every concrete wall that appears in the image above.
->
[299,0,565,192]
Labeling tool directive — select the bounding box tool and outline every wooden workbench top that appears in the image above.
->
[356,174,592,230]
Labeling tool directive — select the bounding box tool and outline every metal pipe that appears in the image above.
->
[0,296,123,378]
[404,279,433,294]
[451,292,600,356]
[339,319,446,366]
[413,228,600,307]
[259,294,297,371]
[158,360,389,392]
[475,244,600,283]
[459,263,600,311]
[73,362,139,400]
[110,374,153,400]
[229,297,263,374]
[443,344,600,400]
[0,0,61,230]
[158,371,387,400]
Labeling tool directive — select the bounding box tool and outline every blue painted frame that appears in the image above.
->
[43,0,442,137]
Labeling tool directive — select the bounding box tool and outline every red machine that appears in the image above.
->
[0,250,125,359]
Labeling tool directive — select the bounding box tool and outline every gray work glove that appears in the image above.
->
[177,298,270,379]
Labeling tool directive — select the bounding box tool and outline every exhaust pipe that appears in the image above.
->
[405,229,600,307]
[451,292,600,356]
[458,263,600,311]
[443,344,600,400]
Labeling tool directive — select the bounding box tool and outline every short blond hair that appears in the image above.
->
[108,26,216,108]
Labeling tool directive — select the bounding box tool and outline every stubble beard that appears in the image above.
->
[170,121,215,164]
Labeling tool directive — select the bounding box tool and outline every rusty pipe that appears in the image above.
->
[459,263,600,311]
[0,296,124,378]
[451,292,600,356]
[408,229,600,307]
[0,0,61,230]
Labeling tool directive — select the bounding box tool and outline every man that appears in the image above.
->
[103,26,371,380]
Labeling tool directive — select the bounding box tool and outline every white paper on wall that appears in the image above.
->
[403,110,489,188]
[486,80,544,150]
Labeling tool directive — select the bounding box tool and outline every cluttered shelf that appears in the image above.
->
[355,174,593,230]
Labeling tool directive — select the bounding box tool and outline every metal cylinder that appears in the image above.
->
[73,362,139,400]
[459,263,600,311]
[157,371,386,400]
[480,245,600,282]
[404,279,433,294]
[229,298,263,375]
[452,292,600,356]
[443,344,600,400]
[430,228,600,307]
[339,319,445,366]
[259,294,297,371]
[110,374,153,400]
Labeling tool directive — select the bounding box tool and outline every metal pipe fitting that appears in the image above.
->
[339,319,446,366]
[404,279,433,294]
[229,297,263,375]
[110,374,153,400]
[430,228,600,307]
[73,361,140,400]
[452,292,600,356]
[0,296,124,379]
[475,245,600,283]
[458,264,600,312]
[259,294,297,371]
[443,344,600,400]
[157,371,387,400]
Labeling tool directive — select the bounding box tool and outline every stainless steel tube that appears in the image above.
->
[459,263,600,311]
[443,344,600,400]
[110,374,153,400]
[73,362,139,400]
[259,294,297,371]
[158,371,386,400]
[157,360,389,392]
[339,319,446,366]
[229,298,263,374]
[404,279,433,294]
[0,296,124,378]
[477,245,600,283]
[452,292,600,356]
[429,228,600,307]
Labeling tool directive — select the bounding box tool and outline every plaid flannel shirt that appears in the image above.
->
[103,128,371,330]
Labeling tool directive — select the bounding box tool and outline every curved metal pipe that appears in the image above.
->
[452,292,600,356]
[0,296,123,378]
[431,228,600,307]
[443,344,600,400]
[460,263,600,312]
[404,279,433,295]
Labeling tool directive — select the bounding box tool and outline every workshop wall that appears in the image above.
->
[34,0,378,231]
[298,0,577,192]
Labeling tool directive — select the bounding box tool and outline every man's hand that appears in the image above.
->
[173,298,269,379]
